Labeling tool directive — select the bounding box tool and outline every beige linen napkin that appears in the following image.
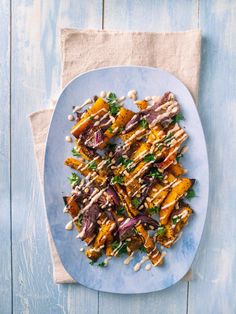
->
[30,29,201,284]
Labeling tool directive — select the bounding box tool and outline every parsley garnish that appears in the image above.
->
[117,156,133,168]
[111,175,124,185]
[107,143,116,151]
[89,261,95,265]
[185,188,196,200]
[71,147,80,157]
[163,132,173,145]
[149,206,160,214]
[139,246,146,253]
[106,92,121,116]
[77,215,83,226]
[172,216,181,225]
[97,262,106,267]
[144,154,155,162]
[68,173,80,186]
[108,127,113,134]
[117,206,125,216]
[172,112,184,123]
[131,197,141,208]
[176,153,183,163]
[156,143,163,151]
[89,115,94,121]
[111,241,127,255]
[139,118,148,129]
[156,226,166,236]
[88,160,97,170]
[148,168,163,181]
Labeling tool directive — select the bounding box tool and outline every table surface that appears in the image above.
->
[0,1,235,313]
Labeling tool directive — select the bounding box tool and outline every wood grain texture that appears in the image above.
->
[0,1,11,313]
[99,1,198,314]
[11,1,102,313]
[188,1,236,313]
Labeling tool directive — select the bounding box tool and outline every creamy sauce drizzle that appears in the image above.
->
[133,255,149,272]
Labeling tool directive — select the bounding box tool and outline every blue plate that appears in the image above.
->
[44,66,209,294]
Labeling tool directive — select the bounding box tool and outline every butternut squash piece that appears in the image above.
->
[159,178,194,225]
[120,125,146,143]
[99,108,135,148]
[168,163,186,177]
[64,157,106,185]
[71,98,109,137]
[135,100,148,110]
[85,220,116,261]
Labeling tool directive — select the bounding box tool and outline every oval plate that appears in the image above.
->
[44,66,209,294]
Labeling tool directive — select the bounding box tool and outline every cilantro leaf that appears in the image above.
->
[185,188,196,200]
[88,160,97,170]
[89,115,94,121]
[172,112,184,123]
[111,175,124,185]
[156,226,166,236]
[139,118,148,129]
[144,154,155,162]
[117,206,125,216]
[139,246,146,253]
[71,147,80,157]
[97,262,106,267]
[68,173,80,186]
[117,156,133,168]
[148,168,163,181]
[172,216,181,225]
[149,206,160,214]
[131,197,141,208]
[106,92,121,116]
[108,127,113,134]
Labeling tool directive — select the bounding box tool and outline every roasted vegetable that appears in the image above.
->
[71,98,109,137]
[159,178,194,225]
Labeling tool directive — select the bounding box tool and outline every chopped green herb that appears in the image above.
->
[106,92,117,103]
[148,168,164,181]
[156,226,166,236]
[89,261,95,265]
[117,156,133,168]
[105,158,112,166]
[131,197,141,208]
[111,175,124,185]
[172,216,180,225]
[97,261,106,267]
[111,240,120,251]
[108,127,113,134]
[139,118,148,129]
[117,206,125,216]
[77,215,83,226]
[111,241,127,256]
[163,132,173,145]
[185,188,196,200]
[89,115,94,121]
[172,112,184,123]
[176,153,183,163]
[139,246,146,253]
[68,173,80,186]
[119,126,125,133]
[156,143,164,151]
[71,147,80,157]
[88,160,97,170]
[106,92,121,116]
[149,206,160,214]
[144,154,155,162]
[107,143,116,151]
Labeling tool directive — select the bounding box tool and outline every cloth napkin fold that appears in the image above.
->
[30,28,201,284]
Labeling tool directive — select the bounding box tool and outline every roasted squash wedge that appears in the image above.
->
[71,98,109,137]
[159,178,194,225]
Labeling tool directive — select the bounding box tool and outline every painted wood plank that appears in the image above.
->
[11,1,102,313]
[0,1,11,314]
[104,0,199,31]
[100,1,198,313]
[188,1,236,313]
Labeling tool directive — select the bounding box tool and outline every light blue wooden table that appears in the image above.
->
[1,1,235,313]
